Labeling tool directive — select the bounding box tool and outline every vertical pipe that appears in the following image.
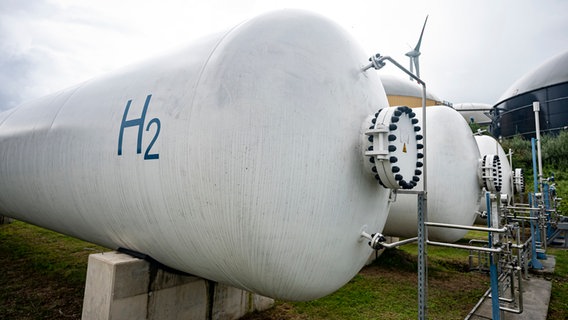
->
[486,192,501,320]
[530,137,547,260]
[509,149,515,204]
[528,191,544,269]
[515,226,524,312]
[421,85,427,195]
[532,138,538,195]
[533,101,543,193]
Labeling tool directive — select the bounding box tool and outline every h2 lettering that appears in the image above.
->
[117,94,161,160]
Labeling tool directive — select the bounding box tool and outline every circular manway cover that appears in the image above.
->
[478,154,503,193]
[364,106,423,189]
[514,168,525,193]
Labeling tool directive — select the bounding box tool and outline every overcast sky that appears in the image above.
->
[1,0,567,111]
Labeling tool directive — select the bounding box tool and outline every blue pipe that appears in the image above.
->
[486,192,501,320]
[530,138,545,268]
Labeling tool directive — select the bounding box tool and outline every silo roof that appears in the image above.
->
[497,50,568,104]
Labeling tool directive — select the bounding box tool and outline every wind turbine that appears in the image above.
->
[405,15,429,79]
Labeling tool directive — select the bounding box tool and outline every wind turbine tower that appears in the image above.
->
[406,15,429,79]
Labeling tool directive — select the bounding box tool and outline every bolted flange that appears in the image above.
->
[478,154,503,193]
[363,106,422,190]
[514,168,525,193]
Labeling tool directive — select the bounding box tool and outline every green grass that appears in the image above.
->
[244,232,492,320]
[548,248,568,320]
[1,221,567,320]
[246,230,568,320]
[0,220,107,319]
[0,221,106,283]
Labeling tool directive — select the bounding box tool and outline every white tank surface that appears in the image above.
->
[383,106,485,242]
[0,10,394,301]
[474,135,512,224]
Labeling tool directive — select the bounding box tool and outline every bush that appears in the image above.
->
[501,131,568,213]
[500,135,532,173]
[542,130,568,170]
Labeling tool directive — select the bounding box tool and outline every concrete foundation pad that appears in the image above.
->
[532,255,556,275]
[470,277,552,320]
[468,256,555,320]
[82,252,274,320]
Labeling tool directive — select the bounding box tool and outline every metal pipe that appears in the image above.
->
[515,227,524,313]
[467,268,524,318]
[364,55,425,86]
[425,222,508,233]
[468,239,490,271]
[533,101,543,191]
[465,286,492,320]
[512,203,531,207]
[489,272,515,303]
[506,205,539,211]
[427,240,503,253]
[380,237,418,248]
[491,270,523,314]
[507,215,538,221]
[509,148,515,204]
[528,189,544,269]
[360,232,418,249]
[421,82,427,197]
[397,190,427,195]
[469,239,489,245]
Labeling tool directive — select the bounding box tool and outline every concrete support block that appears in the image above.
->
[211,283,274,319]
[146,268,208,319]
[0,215,12,224]
[82,251,274,320]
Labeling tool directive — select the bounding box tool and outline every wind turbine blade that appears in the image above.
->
[415,58,420,79]
[414,15,429,51]
[409,58,414,74]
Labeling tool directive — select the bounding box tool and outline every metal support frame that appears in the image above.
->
[363,53,428,320]
[486,192,501,320]
[528,193,544,269]
[417,192,427,320]
[465,193,528,319]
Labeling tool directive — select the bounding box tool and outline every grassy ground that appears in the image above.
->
[0,221,106,319]
[0,220,567,320]
[547,247,568,319]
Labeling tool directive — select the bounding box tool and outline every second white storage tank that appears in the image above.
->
[383,106,484,242]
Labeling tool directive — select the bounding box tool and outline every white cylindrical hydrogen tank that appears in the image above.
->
[475,135,512,224]
[383,106,482,242]
[0,10,392,301]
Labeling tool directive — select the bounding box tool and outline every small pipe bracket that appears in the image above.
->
[361,231,387,250]
[362,53,386,72]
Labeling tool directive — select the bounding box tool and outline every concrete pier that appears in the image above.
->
[82,252,274,320]
[0,215,12,224]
